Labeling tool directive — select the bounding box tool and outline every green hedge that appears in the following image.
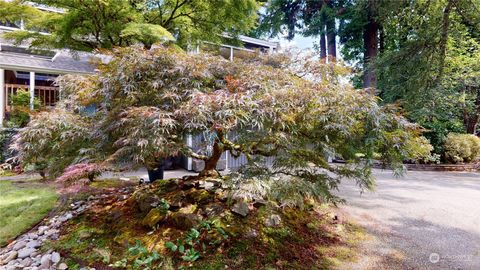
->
[444,133,480,163]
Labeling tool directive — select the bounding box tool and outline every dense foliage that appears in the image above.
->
[444,133,480,163]
[1,0,259,50]
[12,46,430,202]
[257,0,480,156]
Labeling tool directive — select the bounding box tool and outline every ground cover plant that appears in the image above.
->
[0,180,58,246]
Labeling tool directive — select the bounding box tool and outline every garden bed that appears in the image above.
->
[39,177,368,270]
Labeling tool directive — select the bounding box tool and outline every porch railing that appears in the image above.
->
[4,84,59,111]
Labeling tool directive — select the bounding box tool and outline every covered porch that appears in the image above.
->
[0,44,95,127]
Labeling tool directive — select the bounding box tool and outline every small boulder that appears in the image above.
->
[20,257,32,267]
[17,248,35,259]
[186,189,214,204]
[58,262,69,269]
[51,252,61,263]
[141,208,167,228]
[253,199,268,208]
[245,229,258,238]
[265,214,282,227]
[170,212,202,230]
[12,240,26,251]
[133,190,160,214]
[203,203,226,218]
[0,251,18,264]
[40,254,51,268]
[231,202,249,217]
[153,179,179,194]
[26,240,41,248]
[178,204,197,214]
[215,189,228,201]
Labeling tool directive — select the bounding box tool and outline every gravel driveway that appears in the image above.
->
[337,169,480,270]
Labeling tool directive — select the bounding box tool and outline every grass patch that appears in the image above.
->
[0,181,58,246]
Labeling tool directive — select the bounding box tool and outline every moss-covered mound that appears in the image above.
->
[44,177,366,270]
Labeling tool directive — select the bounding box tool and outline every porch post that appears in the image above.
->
[0,69,4,127]
[29,71,35,110]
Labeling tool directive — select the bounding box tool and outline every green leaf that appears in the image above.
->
[164,241,177,252]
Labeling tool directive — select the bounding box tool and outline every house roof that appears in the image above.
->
[0,50,95,74]
[0,33,95,74]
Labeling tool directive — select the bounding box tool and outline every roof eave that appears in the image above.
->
[0,63,94,75]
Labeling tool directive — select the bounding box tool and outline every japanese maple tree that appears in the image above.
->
[12,45,430,201]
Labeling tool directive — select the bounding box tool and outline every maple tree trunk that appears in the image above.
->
[363,3,379,90]
[199,133,223,178]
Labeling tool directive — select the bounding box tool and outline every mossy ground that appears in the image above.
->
[45,178,367,270]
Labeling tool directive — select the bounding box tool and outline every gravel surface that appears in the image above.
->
[337,169,480,270]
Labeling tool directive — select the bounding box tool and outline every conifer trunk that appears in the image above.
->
[326,3,336,62]
[320,31,327,62]
[363,0,379,90]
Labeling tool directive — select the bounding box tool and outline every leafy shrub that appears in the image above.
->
[404,136,438,164]
[7,89,41,128]
[444,133,480,163]
[56,163,104,182]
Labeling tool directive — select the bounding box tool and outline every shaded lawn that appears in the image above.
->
[0,180,58,246]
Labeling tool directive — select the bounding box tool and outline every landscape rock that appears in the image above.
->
[133,191,160,214]
[253,199,268,208]
[265,214,282,227]
[204,203,226,218]
[17,248,35,259]
[245,229,258,238]
[231,201,249,217]
[0,251,17,264]
[40,254,51,268]
[51,252,61,263]
[26,240,40,249]
[214,189,228,201]
[186,189,214,204]
[20,257,32,267]
[38,226,49,235]
[141,208,167,228]
[58,262,69,269]
[170,212,202,230]
[12,241,26,251]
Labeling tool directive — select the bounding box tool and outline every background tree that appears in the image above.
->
[12,45,430,201]
[255,0,339,62]
[1,0,259,50]
[372,0,480,151]
[261,0,480,153]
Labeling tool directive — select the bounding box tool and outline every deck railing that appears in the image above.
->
[4,84,59,111]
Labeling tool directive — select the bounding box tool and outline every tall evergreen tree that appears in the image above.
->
[255,0,338,62]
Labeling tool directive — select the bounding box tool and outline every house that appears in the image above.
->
[0,3,278,171]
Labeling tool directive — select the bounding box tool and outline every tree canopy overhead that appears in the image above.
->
[1,0,260,50]
[12,45,430,202]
